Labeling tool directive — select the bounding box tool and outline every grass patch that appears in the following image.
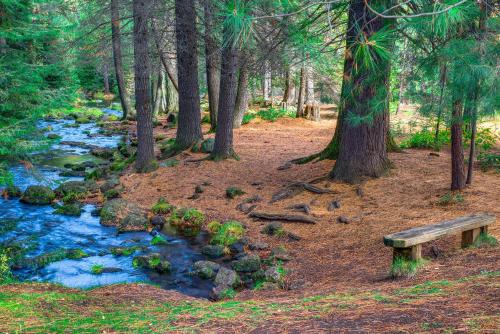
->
[471,232,498,248]
[257,107,295,122]
[169,208,205,237]
[209,221,245,246]
[437,192,464,205]
[390,257,427,279]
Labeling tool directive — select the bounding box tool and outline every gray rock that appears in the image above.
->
[265,266,282,283]
[261,222,283,236]
[271,247,292,261]
[201,245,225,259]
[214,267,240,288]
[100,199,149,232]
[249,242,269,250]
[337,215,350,224]
[4,185,22,198]
[232,254,261,272]
[150,215,166,228]
[100,177,120,193]
[55,181,88,197]
[133,253,170,273]
[121,212,149,232]
[193,261,220,279]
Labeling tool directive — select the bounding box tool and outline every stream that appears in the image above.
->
[0,108,213,298]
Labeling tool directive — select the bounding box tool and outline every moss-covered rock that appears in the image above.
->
[232,254,261,273]
[55,181,89,198]
[20,185,55,205]
[53,202,83,216]
[168,208,205,236]
[193,260,220,279]
[104,188,121,199]
[133,253,170,273]
[90,147,115,159]
[209,221,245,247]
[4,185,22,198]
[110,246,140,257]
[214,267,241,288]
[151,198,175,214]
[100,199,149,232]
[201,245,225,259]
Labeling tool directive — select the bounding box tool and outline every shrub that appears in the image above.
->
[169,208,205,236]
[257,107,295,122]
[152,198,175,214]
[400,129,450,150]
[218,288,236,300]
[0,250,13,284]
[390,257,427,278]
[104,189,120,199]
[201,114,211,124]
[226,187,245,199]
[466,128,497,151]
[477,153,500,172]
[209,221,245,246]
[242,113,257,125]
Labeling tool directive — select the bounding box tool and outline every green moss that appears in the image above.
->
[152,198,175,214]
[207,221,222,234]
[110,246,140,257]
[218,288,237,300]
[91,264,104,275]
[104,189,121,199]
[151,235,168,246]
[390,257,427,279]
[210,221,245,246]
[471,232,498,248]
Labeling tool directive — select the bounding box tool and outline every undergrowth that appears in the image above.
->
[390,257,427,279]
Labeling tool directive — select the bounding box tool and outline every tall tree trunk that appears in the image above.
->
[111,0,133,120]
[233,63,249,128]
[153,70,163,117]
[466,95,477,185]
[212,25,239,160]
[175,0,203,149]
[133,0,156,172]
[296,66,306,117]
[282,67,292,104]
[151,20,179,92]
[103,63,110,94]
[331,0,394,183]
[434,63,447,150]
[451,98,466,190]
[263,60,271,105]
[204,0,220,131]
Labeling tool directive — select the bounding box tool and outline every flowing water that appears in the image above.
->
[0,109,213,298]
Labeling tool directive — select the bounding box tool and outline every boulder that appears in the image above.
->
[20,185,55,205]
[133,253,170,273]
[150,215,166,228]
[4,185,22,198]
[55,181,88,197]
[214,267,241,288]
[232,254,261,273]
[90,147,114,159]
[53,202,82,216]
[248,241,269,251]
[193,260,220,279]
[264,266,282,283]
[100,199,149,232]
[201,245,225,259]
[100,177,120,193]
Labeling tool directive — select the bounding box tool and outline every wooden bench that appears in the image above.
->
[384,213,496,261]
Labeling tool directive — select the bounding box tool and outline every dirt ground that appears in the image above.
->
[120,114,500,299]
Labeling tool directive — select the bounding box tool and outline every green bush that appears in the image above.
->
[209,221,245,246]
[465,128,497,151]
[0,250,13,284]
[477,153,500,172]
[400,129,450,150]
[471,232,498,248]
[242,113,257,125]
[257,107,296,122]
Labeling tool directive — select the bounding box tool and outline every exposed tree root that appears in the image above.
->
[249,211,316,224]
[270,181,334,203]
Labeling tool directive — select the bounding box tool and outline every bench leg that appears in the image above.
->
[393,244,422,262]
[461,228,481,248]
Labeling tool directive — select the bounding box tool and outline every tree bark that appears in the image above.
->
[103,63,110,94]
[153,70,163,117]
[212,25,239,160]
[233,62,249,128]
[296,66,306,117]
[175,0,203,149]
[331,0,393,183]
[133,0,156,172]
[434,63,447,150]
[151,20,179,92]
[263,60,272,105]
[204,0,220,131]
[282,67,293,104]
[451,98,466,190]
[111,0,133,119]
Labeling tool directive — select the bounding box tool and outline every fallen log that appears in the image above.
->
[249,211,316,224]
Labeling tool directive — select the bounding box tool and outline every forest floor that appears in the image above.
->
[2,109,499,333]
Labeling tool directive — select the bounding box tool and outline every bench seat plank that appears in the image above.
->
[384,213,496,248]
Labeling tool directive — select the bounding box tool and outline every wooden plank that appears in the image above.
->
[384,213,496,248]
